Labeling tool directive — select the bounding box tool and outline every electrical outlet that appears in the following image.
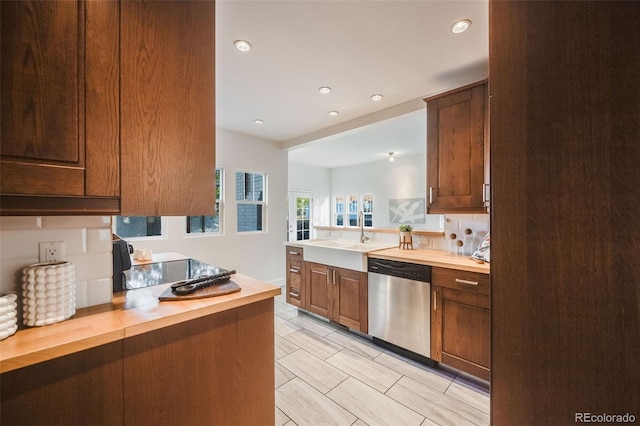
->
[39,241,65,263]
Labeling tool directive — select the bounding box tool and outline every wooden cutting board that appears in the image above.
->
[158,281,241,301]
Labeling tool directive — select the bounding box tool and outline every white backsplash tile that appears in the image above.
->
[87,228,112,253]
[86,278,112,307]
[0,216,43,230]
[0,216,113,311]
[42,216,110,229]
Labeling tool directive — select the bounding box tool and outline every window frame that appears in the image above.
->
[362,194,374,228]
[347,194,359,227]
[334,195,345,227]
[235,170,267,233]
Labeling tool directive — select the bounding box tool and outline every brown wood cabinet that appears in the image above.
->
[305,261,368,333]
[120,0,215,216]
[0,299,274,425]
[1,0,120,214]
[0,0,215,216]
[431,267,490,381]
[425,81,489,214]
[490,2,640,422]
[285,245,305,308]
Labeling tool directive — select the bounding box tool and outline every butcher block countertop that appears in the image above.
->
[368,247,490,274]
[0,273,280,374]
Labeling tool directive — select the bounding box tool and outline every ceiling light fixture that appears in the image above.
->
[254,119,264,125]
[234,40,252,51]
[451,19,471,34]
[328,111,339,117]
[371,94,383,101]
[318,86,332,94]
[388,152,395,162]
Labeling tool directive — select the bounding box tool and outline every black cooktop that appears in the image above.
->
[124,258,230,290]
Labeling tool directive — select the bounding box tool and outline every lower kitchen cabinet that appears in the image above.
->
[285,245,305,308]
[431,267,491,381]
[0,300,274,425]
[306,261,368,333]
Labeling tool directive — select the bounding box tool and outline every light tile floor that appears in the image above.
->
[273,292,490,426]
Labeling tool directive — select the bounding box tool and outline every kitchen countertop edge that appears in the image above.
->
[368,248,490,274]
[0,273,280,374]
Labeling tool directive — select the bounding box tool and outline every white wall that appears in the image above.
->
[0,216,113,308]
[125,128,288,284]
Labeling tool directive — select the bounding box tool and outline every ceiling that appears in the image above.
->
[216,0,488,168]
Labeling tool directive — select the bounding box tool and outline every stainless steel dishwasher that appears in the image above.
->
[368,258,431,358]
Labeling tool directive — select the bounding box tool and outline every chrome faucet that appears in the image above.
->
[358,211,370,243]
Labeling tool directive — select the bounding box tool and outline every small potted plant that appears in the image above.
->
[399,224,414,249]
[399,224,414,236]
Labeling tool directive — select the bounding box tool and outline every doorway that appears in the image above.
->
[287,191,312,242]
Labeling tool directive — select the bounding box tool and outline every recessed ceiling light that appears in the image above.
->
[318,86,332,94]
[234,40,252,51]
[371,94,383,101]
[328,111,339,117]
[388,152,395,162]
[451,19,471,34]
[254,119,264,125]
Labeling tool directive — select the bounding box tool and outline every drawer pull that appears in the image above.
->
[455,278,479,286]
[289,251,300,255]
[289,267,300,273]
[289,290,300,298]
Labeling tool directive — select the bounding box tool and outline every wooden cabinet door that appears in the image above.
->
[431,268,490,381]
[1,0,120,215]
[1,1,83,196]
[0,341,124,426]
[432,286,490,381]
[335,267,368,333]
[305,262,332,318]
[120,0,216,216]
[426,81,488,214]
[285,246,305,308]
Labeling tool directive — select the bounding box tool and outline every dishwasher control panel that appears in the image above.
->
[368,258,431,282]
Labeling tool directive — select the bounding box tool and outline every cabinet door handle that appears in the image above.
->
[326,270,330,284]
[433,290,437,310]
[332,270,336,285]
[429,187,434,204]
[289,251,299,255]
[455,278,479,286]
[482,184,490,204]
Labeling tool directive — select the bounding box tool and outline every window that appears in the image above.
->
[114,216,162,238]
[347,194,358,227]
[288,192,311,242]
[362,194,373,227]
[187,168,223,234]
[334,195,344,226]
[236,171,266,232]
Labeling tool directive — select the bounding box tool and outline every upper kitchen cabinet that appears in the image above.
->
[120,0,215,216]
[1,1,120,214]
[425,81,489,214]
[0,0,215,216]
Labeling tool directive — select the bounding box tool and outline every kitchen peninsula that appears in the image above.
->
[0,274,280,425]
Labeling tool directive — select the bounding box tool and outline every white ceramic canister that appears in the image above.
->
[21,261,76,327]
[0,293,18,340]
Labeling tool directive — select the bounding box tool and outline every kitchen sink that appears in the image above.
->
[302,240,395,271]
